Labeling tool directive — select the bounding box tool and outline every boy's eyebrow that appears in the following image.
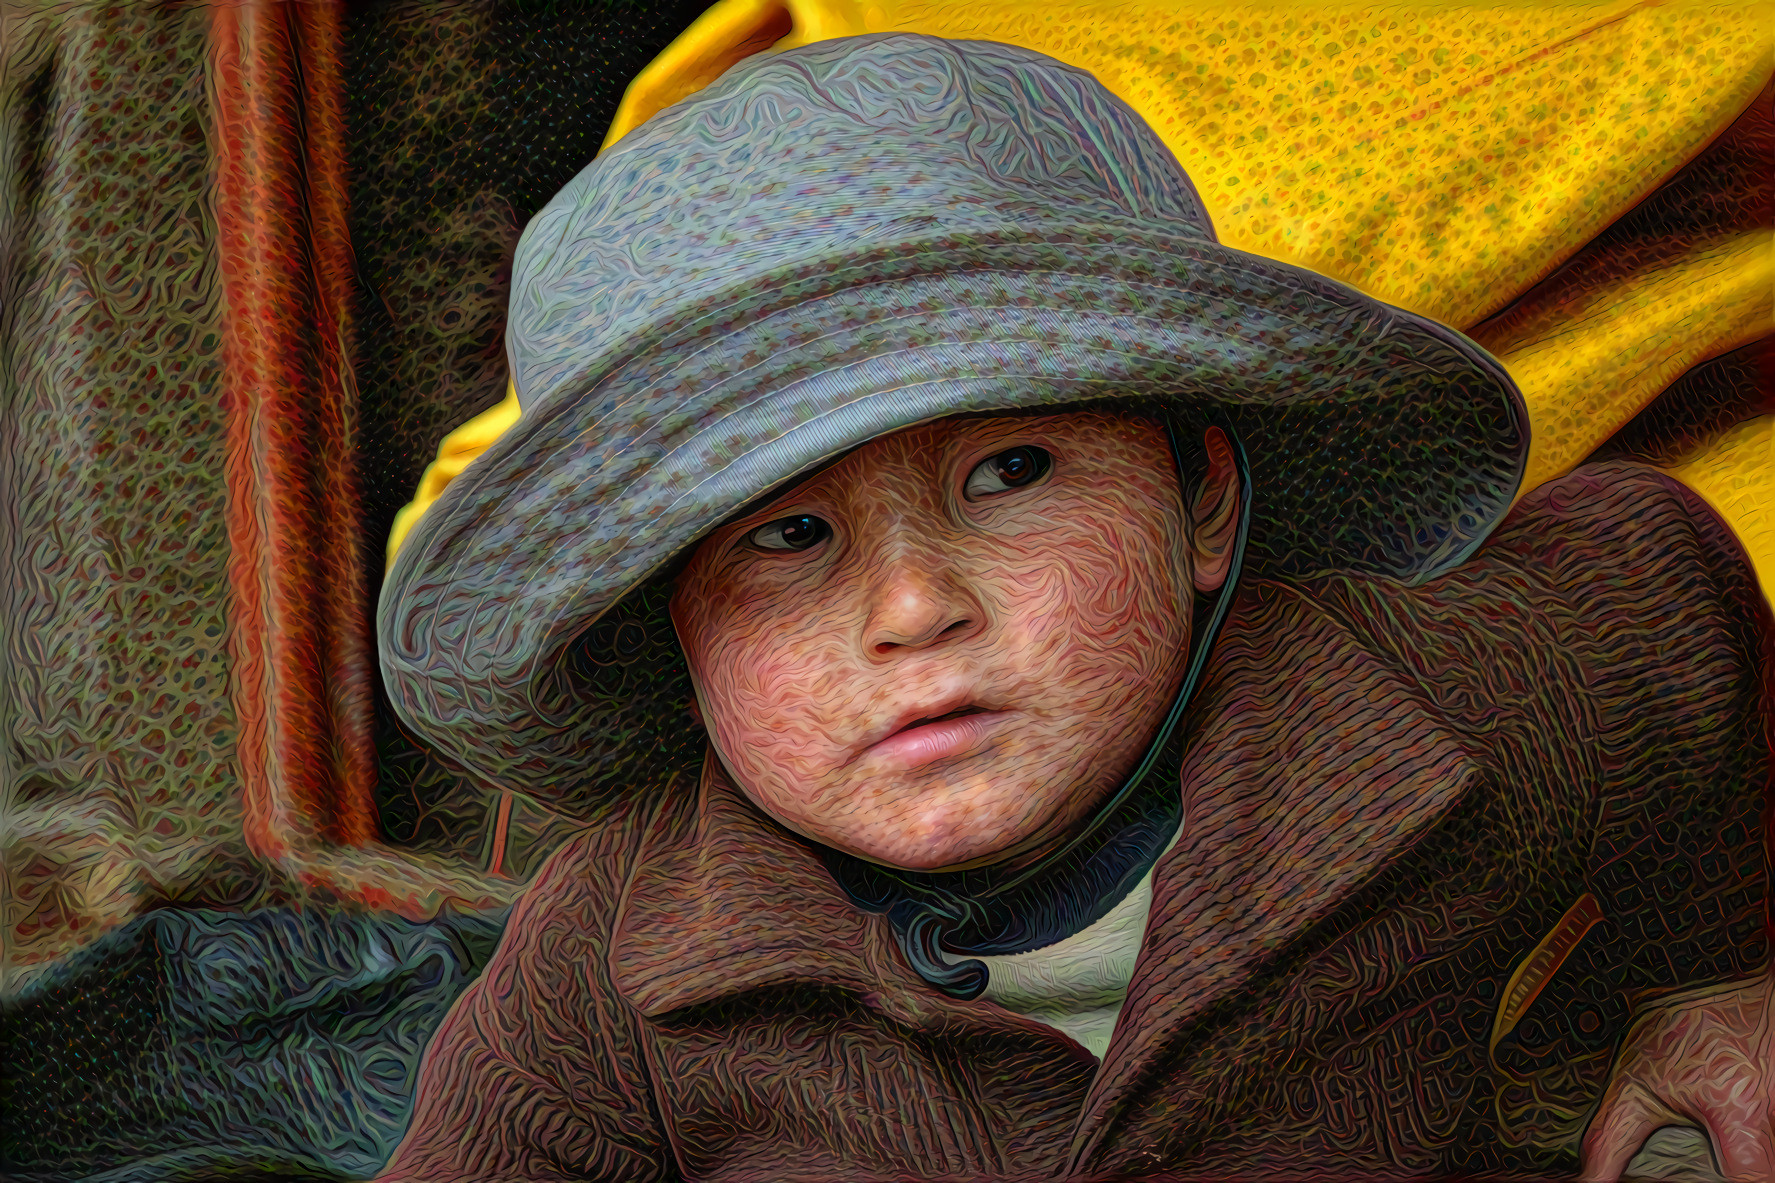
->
[717,444,862,525]
[706,406,1058,531]
[680,401,1165,555]
[649,441,869,587]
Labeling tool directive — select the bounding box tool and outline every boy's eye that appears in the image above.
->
[964,445,1052,501]
[749,514,832,552]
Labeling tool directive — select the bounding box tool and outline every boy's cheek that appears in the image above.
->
[701,635,856,765]
[999,541,1183,673]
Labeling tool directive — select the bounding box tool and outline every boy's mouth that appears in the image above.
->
[897,705,987,733]
[858,701,1005,771]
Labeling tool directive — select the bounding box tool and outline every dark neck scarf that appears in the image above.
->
[817,419,1253,999]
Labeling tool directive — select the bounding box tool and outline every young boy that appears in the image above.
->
[376,34,1773,1181]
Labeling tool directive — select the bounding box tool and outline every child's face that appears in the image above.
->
[670,411,1240,873]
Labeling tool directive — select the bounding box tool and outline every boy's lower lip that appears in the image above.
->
[862,710,1009,771]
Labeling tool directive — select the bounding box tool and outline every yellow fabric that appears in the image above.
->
[600,0,796,152]
[385,381,521,570]
[1666,416,1775,612]
[387,1,1773,573]
[608,0,1769,330]
[1474,229,1774,496]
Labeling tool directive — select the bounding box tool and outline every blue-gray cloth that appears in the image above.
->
[2,905,508,1182]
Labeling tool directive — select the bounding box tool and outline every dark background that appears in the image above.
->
[347,0,717,872]
[4,2,711,1179]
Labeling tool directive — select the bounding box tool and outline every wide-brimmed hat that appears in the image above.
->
[378,33,1527,810]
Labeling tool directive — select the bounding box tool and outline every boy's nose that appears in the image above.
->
[862,557,985,659]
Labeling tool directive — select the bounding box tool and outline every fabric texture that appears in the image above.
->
[1,905,507,1183]
[619,0,1769,337]
[379,33,1526,816]
[0,3,701,1179]
[379,463,1771,1182]
[2,0,263,992]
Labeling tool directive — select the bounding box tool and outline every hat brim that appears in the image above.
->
[380,226,1525,800]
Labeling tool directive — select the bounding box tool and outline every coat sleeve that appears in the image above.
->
[1328,457,1772,954]
[377,810,674,1183]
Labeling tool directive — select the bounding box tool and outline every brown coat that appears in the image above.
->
[380,463,1772,1182]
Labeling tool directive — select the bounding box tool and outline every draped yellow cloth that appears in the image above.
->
[389,0,1773,598]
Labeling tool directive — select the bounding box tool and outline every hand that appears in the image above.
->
[1580,971,1775,1182]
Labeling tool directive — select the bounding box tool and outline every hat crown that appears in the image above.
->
[508,34,1210,411]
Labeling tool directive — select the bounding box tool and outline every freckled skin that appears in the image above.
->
[670,412,1242,874]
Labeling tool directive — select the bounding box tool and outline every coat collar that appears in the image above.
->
[610,758,876,1013]
[1066,582,1484,1168]
[609,581,1483,1159]
[610,756,1031,1036]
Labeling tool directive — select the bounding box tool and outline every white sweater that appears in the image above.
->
[976,821,1183,1059]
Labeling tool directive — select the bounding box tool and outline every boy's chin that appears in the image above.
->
[821,811,1068,875]
[790,764,1131,874]
[839,845,1011,874]
[739,758,1111,873]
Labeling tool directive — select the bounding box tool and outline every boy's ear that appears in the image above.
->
[1186,425,1241,595]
